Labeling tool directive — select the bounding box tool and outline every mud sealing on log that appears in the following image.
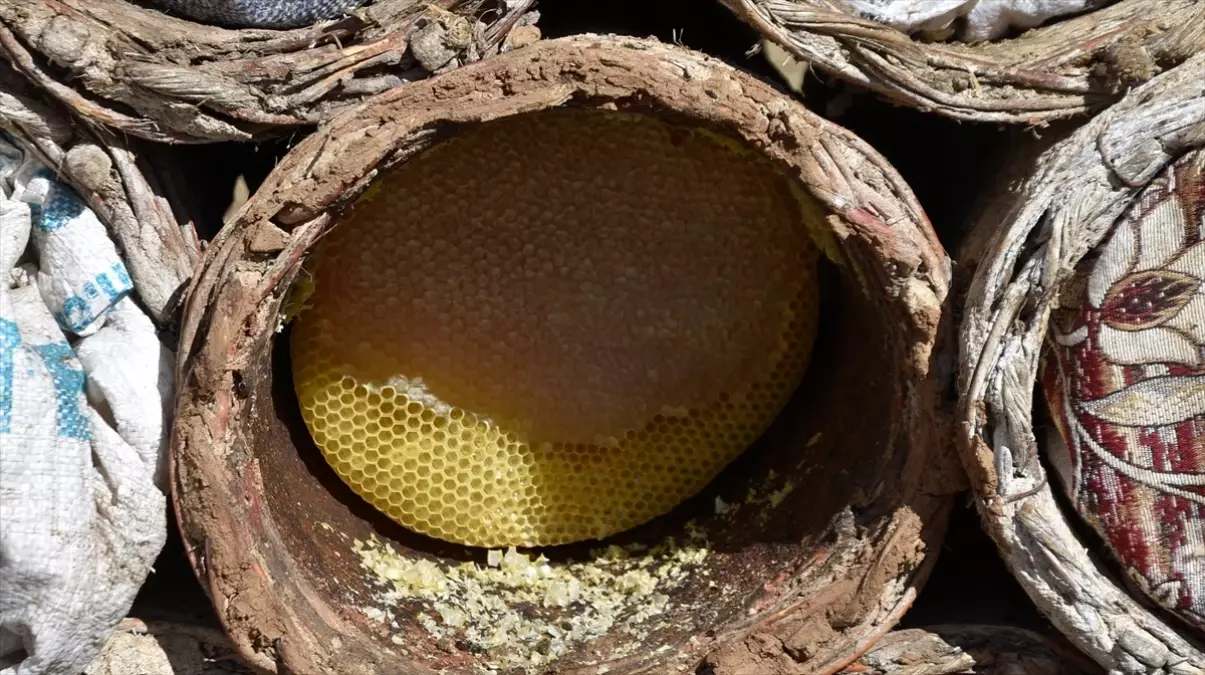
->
[172,35,958,675]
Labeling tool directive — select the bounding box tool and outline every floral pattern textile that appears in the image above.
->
[1044,149,1205,634]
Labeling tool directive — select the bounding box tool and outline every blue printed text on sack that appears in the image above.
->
[56,262,134,333]
[0,324,89,440]
[33,343,90,440]
[30,168,85,232]
[0,319,18,434]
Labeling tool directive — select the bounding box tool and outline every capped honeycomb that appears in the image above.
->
[291,109,821,548]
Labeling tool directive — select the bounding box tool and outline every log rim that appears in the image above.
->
[170,34,957,675]
[956,52,1205,674]
[722,0,1205,124]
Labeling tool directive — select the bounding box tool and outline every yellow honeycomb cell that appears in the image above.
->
[291,109,820,548]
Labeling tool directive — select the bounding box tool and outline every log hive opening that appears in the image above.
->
[172,36,954,675]
[262,106,852,671]
[289,108,821,548]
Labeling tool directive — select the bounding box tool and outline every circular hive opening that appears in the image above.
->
[290,109,820,548]
[244,108,904,674]
[252,108,891,673]
[172,37,953,675]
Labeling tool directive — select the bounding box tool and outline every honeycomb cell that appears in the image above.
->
[291,109,821,548]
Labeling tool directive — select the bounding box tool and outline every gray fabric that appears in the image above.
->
[150,0,368,29]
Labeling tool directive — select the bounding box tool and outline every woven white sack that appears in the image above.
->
[838,0,1113,41]
[0,136,172,675]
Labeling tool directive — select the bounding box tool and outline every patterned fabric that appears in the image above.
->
[150,0,366,29]
[1043,149,1205,634]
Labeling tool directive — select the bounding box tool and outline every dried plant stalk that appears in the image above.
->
[843,625,1103,674]
[958,53,1205,673]
[721,0,1204,123]
[172,34,959,675]
[0,59,197,325]
[0,0,538,144]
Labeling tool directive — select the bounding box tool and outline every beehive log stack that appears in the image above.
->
[172,35,958,675]
[958,53,1205,673]
[721,0,1204,123]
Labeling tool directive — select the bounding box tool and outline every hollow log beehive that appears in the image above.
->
[171,35,958,675]
[958,53,1205,674]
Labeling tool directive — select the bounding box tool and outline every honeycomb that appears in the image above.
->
[291,109,821,548]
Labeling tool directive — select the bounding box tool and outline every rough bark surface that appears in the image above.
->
[957,54,1205,674]
[721,0,1204,123]
[84,622,1104,675]
[171,35,958,675]
[839,625,1104,674]
[0,59,198,325]
[0,0,538,144]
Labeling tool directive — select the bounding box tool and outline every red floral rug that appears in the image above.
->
[1044,149,1205,634]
